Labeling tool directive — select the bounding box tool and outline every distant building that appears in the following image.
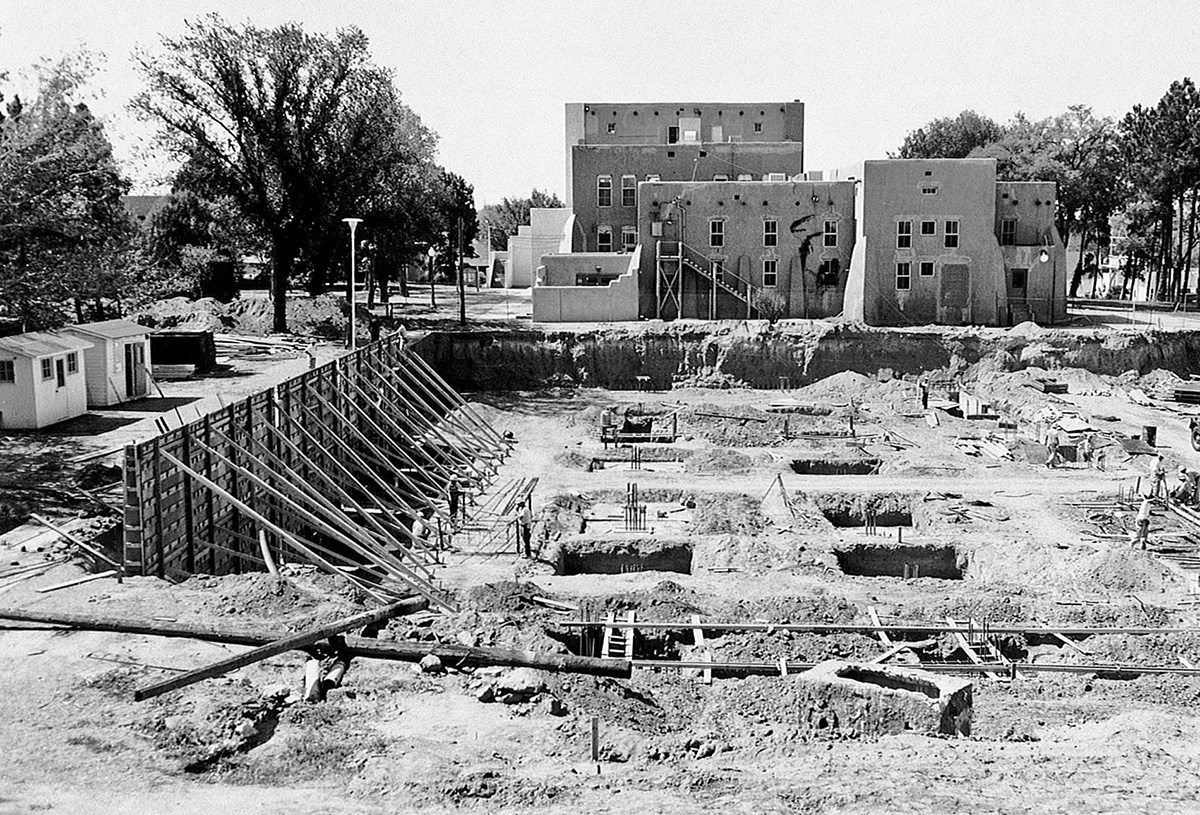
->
[860,158,1066,326]
[122,195,169,230]
[61,320,153,406]
[0,332,91,429]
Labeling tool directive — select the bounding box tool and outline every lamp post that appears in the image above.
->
[342,218,363,350]
[427,246,438,308]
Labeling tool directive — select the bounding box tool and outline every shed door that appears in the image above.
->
[55,358,65,388]
[125,342,147,398]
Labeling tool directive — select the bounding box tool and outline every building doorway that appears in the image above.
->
[124,342,147,399]
[55,358,65,389]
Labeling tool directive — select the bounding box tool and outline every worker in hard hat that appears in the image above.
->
[1131,495,1153,549]
[1171,469,1196,505]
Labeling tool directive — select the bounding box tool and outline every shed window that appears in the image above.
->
[0,360,13,383]
[896,262,912,291]
[67,352,78,374]
[41,358,53,380]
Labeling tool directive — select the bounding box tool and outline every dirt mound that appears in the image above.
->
[683,448,757,474]
[601,580,708,620]
[708,631,880,663]
[722,592,860,624]
[136,294,348,339]
[681,404,787,447]
[692,493,767,536]
[465,581,547,614]
[195,573,328,621]
[554,450,596,470]
[1136,368,1185,396]
[1087,545,1178,594]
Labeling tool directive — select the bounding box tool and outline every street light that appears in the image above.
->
[342,217,363,350]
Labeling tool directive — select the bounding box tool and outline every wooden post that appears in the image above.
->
[591,716,600,762]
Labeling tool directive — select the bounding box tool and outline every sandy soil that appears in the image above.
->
[6,317,1200,813]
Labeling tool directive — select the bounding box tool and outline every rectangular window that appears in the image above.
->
[921,220,936,236]
[41,358,53,380]
[753,122,763,133]
[1000,219,1016,246]
[667,126,679,144]
[597,227,612,253]
[1011,268,1028,289]
[713,174,729,182]
[763,258,778,287]
[646,174,660,182]
[0,360,13,383]
[897,220,912,249]
[621,175,636,208]
[606,122,616,134]
[66,352,78,373]
[824,219,838,248]
[764,219,778,247]
[710,219,724,248]
[919,261,935,277]
[896,262,912,291]
[922,186,938,195]
[945,220,959,249]
[621,227,637,252]
[597,176,612,207]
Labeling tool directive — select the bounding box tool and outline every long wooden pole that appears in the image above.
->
[387,353,505,452]
[405,349,510,446]
[380,358,502,461]
[562,620,1200,637]
[133,600,415,701]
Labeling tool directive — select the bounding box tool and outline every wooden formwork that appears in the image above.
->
[122,336,506,596]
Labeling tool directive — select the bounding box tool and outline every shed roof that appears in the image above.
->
[63,319,150,340]
[0,331,92,359]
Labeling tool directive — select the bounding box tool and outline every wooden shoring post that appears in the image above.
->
[381,359,502,463]
[202,413,218,573]
[387,353,506,454]
[259,398,428,553]
[354,372,489,484]
[370,360,496,477]
[226,401,244,563]
[210,524,386,579]
[226,423,439,578]
[151,435,165,579]
[284,402,445,528]
[307,388,449,513]
[335,379,449,495]
[184,436,446,603]
[133,599,415,701]
[159,451,392,604]
[181,423,196,574]
[404,349,510,447]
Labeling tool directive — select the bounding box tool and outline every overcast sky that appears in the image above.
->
[3,0,1198,204]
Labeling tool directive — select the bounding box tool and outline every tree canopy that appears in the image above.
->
[134,16,442,331]
[893,110,1003,159]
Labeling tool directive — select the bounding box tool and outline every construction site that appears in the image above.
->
[5,313,1200,813]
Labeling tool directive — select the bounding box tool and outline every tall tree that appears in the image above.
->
[893,110,1003,159]
[0,51,131,329]
[478,188,563,251]
[432,169,479,277]
[134,16,440,332]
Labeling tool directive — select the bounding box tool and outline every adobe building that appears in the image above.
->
[860,158,1066,327]
[636,178,856,320]
[565,102,806,253]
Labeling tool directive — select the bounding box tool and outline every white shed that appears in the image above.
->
[0,332,92,429]
[61,320,153,407]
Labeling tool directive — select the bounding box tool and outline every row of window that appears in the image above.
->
[894,261,938,291]
[596,226,639,253]
[897,220,959,249]
[597,175,642,208]
[711,219,838,249]
[0,353,78,384]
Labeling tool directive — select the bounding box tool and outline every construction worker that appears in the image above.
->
[1173,469,1196,505]
[519,499,534,558]
[1131,495,1153,549]
[1094,444,1108,472]
[1078,435,1094,469]
[1151,456,1168,498]
[1045,433,1062,469]
[449,478,464,524]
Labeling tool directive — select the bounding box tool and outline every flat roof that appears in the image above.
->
[0,331,92,358]
[63,319,149,340]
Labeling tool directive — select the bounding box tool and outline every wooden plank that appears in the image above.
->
[35,570,118,593]
[132,600,419,700]
[868,606,893,647]
[30,515,118,569]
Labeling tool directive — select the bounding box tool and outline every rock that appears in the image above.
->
[543,696,568,716]
[496,667,547,696]
[496,691,528,705]
[235,721,257,740]
[419,654,444,674]
[477,685,496,703]
[456,631,478,647]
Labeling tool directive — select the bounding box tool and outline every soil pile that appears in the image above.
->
[683,448,757,474]
[1087,545,1178,594]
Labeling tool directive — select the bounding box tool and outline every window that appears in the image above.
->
[712,259,725,285]
[41,358,53,380]
[1000,218,1016,246]
[764,219,778,247]
[0,360,13,383]
[817,258,841,286]
[945,220,959,248]
[621,227,637,252]
[737,173,753,181]
[713,174,729,182]
[753,122,763,133]
[597,227,613,253]
[646,174,660,182]
[1011,268,1028,289]
[896,220,912,249]
[922,186,938,195]
[66,352,78,374]
[667,126,679,144]
[824,219,838,248]
[597,176,612,207]
[621,175,636,207]
[762,258,778,287]
[606,122,616,134]
[919,261,935,277]
[710,219,724,248]
[896,262,912,291]
[921,220,936,236]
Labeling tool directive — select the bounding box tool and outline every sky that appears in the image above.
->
[3,0,1199,205]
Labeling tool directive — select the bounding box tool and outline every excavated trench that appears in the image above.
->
[558,540,693,575]
[810,491,920,528]
[836,544,965,580]
[791,458,882,476]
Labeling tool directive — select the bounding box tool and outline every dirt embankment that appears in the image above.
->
[417,323,1200,391]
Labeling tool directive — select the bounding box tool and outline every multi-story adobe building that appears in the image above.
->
[635,178,856,320]
[565,102,806,254]
[861,158,1066,326]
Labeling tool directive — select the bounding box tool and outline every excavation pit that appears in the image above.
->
[791,458,882,476]
[810,491,920,529]
[558,540,693,576]
[835,544,965,580]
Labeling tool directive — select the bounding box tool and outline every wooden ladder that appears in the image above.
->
[602,611,635,659]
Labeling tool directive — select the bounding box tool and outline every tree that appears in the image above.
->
[478,188,564,251]
[0,51,132,329]
[893,110,1003,159]
[751,289,787,325]
[432,169,479,278]
[134,16,440,332]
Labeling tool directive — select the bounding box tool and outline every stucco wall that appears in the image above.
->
[532,248,640,323]
[504,209,573,288]
[634,180,856,320]
[570,142,807,252]
[863,159,1003,326]
[995,182,1067,324]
